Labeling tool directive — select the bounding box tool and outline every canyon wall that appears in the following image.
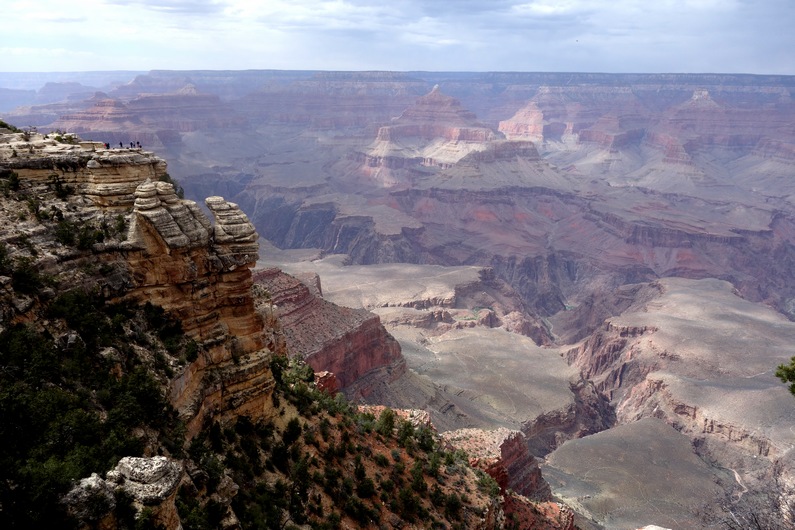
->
[119,181,274,435]
[0,132,278,438]
[252,267,406,399]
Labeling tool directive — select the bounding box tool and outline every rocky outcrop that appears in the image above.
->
[360,86,505,176]
[616,376,775,457]
[64,456,183,530]
[501,494,576,530]
[252,267,405,399]
[440,428,578,529]
[377,85,499,143]
[522,379,616,455]
[358,404,432,430]
[120,181,273,435]
[565,321,659,397]
[0,132,167,209]
[442,427,550,500]
[2,132,274,438]
[498,101,545,141]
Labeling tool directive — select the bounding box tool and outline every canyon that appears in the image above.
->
[4,70,795,528]
[0,130,545,529]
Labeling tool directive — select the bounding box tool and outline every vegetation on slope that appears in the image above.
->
[178,356,501,529]
[0,292,187,529]
[0,138,501,529]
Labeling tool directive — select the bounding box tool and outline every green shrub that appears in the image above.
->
[397,420,415,447]
[0,169,20,191]
[475,469,501,498]
[445,492,463,520]
[0,242,10,274]
[283,417,302,446]
[0,118,21,132]
[158,172,185,199]
[375,407,396,437]
[11,257,45,294]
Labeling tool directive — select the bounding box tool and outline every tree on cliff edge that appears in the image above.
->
[776,357,795,395]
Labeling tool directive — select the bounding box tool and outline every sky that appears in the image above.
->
[3,0,794,74]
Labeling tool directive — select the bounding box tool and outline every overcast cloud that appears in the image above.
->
[3,0,793,73]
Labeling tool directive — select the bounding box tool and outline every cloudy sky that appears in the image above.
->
[3,0,793,74]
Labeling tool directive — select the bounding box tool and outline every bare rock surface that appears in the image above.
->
[553,277,795,528]
[543,418,726,530]
[266,256,550,343]
[107,456,183,505]
[442,427,550,500]
[262,255,602,448]
[65,457,183,529]
[569,277,795,459]
[252,266,405,398]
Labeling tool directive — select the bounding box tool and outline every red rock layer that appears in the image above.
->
[502,494,576,530]
[442,428,551,500]
[375,86,499,143]
[253,268,406,398]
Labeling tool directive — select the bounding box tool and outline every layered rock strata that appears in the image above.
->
[441,427,550,500]
[360,86,507,181]
[0,132,167,209]
[564,278,795,498]
[441,427,577,529]
[2,132,277,438]
[63,456,183,530]
[49,85,247,149]
[252,267,405,399]
[120,180,273,435]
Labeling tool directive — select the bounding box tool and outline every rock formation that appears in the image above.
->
[0,132,166,209]
[6,70,795,529]
[121,181,273,435]
[252,267,405,399]
[442,427,550,500]
[357,86,524,186]
[557,278,795,524]
[0,130,276,438]
[63,456,184,529]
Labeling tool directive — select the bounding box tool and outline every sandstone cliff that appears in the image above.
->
[252,267,406,399]
[120,181,274,436]
[442,427,550,500]
[0,130,276,438]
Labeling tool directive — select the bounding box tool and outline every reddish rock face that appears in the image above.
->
[442,428,550,500]
[48,85,246,150]
[313,371,339,395]
[253,268,405,398]
[501,494,576,530]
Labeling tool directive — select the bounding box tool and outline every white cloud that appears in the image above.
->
[0,0,792,73]
[511,1,581,16]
